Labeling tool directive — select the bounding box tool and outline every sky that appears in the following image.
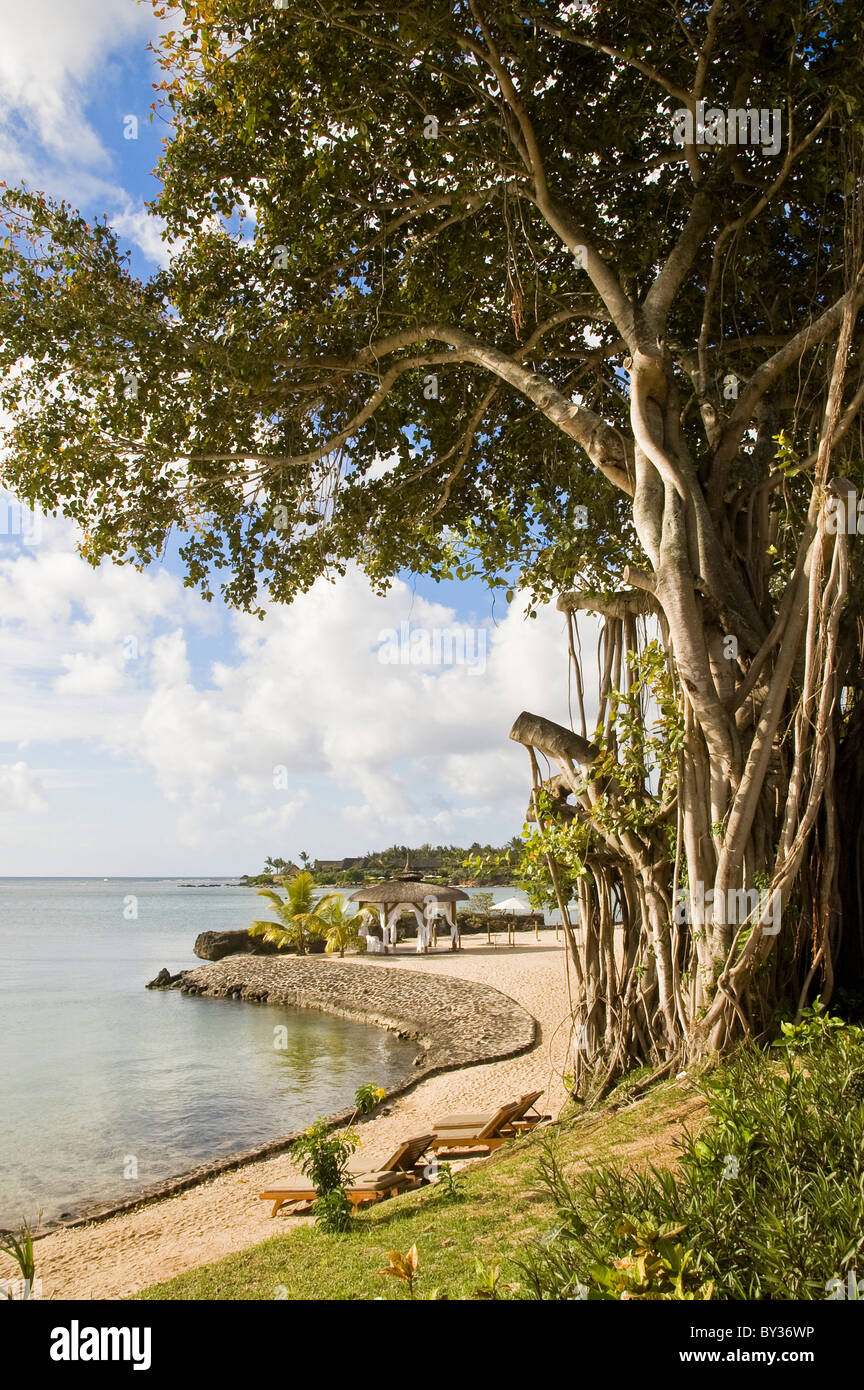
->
[0,0,594,876]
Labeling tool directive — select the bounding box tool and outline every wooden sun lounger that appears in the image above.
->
[430,1100,525,1154]
[259,1133,435,1217]
[432,1090,548,1134]
[345,1132,435,1177]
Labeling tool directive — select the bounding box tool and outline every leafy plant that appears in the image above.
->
[290,1119,359,1233]
[432,1161,464,1203]
[311,1187,354,1236]
[473,1259,502,1300]
[353,1083,386,1116]
[588,1217,713,1300]
[519,1020,864,1299]
[249,871,337,955]
[773,998,847,1055]
[0,1221,37,1300]
[377,1244,419,1298]
[318,895,364,958]
[468,891,495,917]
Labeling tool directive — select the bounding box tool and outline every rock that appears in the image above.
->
[193,929,284,961]
[146,967,181,990]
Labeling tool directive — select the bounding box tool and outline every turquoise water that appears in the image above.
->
[0,879,417,1229]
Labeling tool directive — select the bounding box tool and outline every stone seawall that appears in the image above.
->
[170,953,537,1072]
[47,955,537,1233]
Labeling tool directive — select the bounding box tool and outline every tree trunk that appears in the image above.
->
[512,295,864,1095]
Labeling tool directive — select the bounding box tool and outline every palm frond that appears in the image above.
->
[249,920,291,946]
[256,889,287,910]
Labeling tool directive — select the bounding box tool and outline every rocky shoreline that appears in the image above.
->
[154,953,537,1073]
[46,955,536,1235]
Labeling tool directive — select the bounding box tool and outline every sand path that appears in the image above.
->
[2,930,572,1300]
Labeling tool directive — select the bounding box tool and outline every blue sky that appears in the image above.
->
[0,0,589,875]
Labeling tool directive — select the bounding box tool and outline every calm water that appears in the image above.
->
[0,879,418,1228]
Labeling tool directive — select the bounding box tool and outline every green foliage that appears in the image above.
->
[772,429,803,477]
[587,1217,713,1300]
[461,845,523,888]
[353,1083,386,1116]
[773,998,848,1054]
[512,641,684,908]
[516,808,587,910]
[4,3,857,616]
[248,870,335,954]
[520,1020,864,1299]
[585,642,685,837]
[311,1187,354,1235]
[0,1221,37,1300]
[472,1259,503,1300]
[311,843,519,886]
[467,891,494,916]
[290,1119,360,1233]
[317,896,364,957]
[432,1161,464,1203]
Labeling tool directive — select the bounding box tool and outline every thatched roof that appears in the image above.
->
[348,879,469,905]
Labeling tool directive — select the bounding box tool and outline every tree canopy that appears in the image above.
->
[3,0,864,1075]
[3,0,859,615]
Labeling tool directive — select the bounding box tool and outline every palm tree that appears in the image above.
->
[249,871,339,956]
[318,897,365,958]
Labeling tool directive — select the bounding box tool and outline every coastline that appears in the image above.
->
[40,955,536,1235]
[2,931,571,1299]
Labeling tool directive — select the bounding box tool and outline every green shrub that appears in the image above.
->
[353,1082,386,1116]
[0,1221,37,1300]
[311,1188,354,1235]
[520,1010,864,1299]
[290,1119,359,1234]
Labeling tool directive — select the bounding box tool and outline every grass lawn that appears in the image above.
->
[137,1074,704,1301]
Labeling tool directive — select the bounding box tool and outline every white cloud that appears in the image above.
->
[0,509,598,870]
[241,794,309,832]
[139,574,585,842]
[0,761,46,814]
[110,205,176,269]
[0,0,153,180]
[56,652,126,696]
[0,0,175,271]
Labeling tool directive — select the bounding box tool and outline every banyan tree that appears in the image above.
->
[2,1,864,1085]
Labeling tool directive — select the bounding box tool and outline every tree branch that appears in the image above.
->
[277,322,634,491]
[557,589,657,620]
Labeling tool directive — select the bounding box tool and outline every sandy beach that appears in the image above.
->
[3,929,573,1300]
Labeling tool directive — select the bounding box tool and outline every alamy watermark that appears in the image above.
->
[49,1322,152,1370]
[1,1276,43,1299]
[825,490,864,534]
[826,1271,864,1300]
[674,882,782,935]
[1,490,42,546]
[377,622,487,675]
[672,101,782,157]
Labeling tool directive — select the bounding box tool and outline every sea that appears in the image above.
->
[0,877,530,1230]
[0,878,421,1230]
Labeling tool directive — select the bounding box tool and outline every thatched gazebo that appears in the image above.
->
[348,875,469,953]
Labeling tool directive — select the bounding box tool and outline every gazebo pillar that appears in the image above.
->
[378,904,394,950]
[446,902,461,951]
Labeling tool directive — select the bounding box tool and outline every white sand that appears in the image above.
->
[2,929,573,1300]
